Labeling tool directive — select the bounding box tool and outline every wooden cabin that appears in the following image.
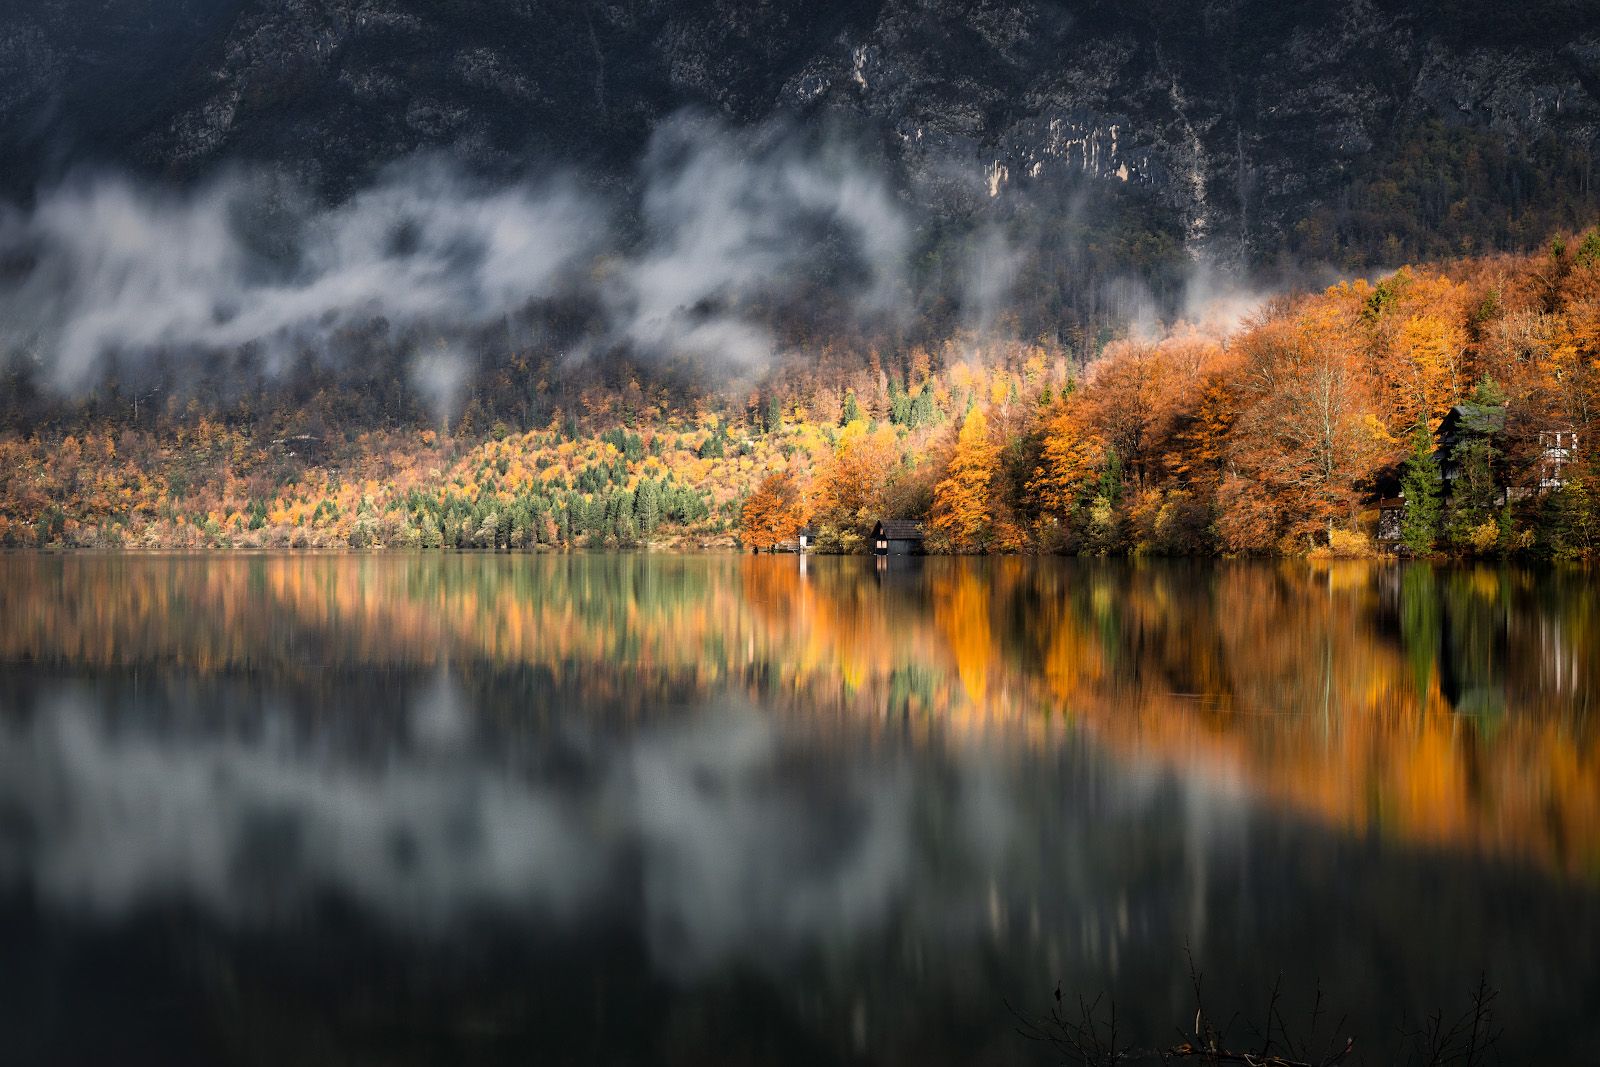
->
[871,519,925,556]
[1433,403,1504,485]
[1435,403,1578,497]
[1374,407,1578,546]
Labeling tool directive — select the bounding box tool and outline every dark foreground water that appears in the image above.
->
[0,553,1595,1065]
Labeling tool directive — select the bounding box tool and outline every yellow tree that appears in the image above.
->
[810,421,897,535]
[1029,398,1104,521]
[1393,312,1467,432]
[931,406,1002,552]
[1171,368,1237,489]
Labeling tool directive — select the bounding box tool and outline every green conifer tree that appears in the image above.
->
[615,492,637,544]
[888,378,910,425]
[1399,424,1443,554]
[636,479,661,534]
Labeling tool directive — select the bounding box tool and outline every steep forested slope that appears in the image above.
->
[4,0,1598,268]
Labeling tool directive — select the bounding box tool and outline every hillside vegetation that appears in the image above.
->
[4,230,1599,559]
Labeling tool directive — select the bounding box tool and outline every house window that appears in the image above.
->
[1538,430,1578,489]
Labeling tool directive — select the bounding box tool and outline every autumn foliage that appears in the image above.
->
[740,470,804,551]
[4,228,1600,559]
[927,409,988,549]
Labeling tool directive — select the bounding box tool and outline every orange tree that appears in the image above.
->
[740,470,805,550]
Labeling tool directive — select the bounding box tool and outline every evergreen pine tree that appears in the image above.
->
[1448,437,1498,547]
[697,421,726,459]
[888,378,910,425]
[615,492,637,544]
[1399,424,1443,554]
[635,478,661,534]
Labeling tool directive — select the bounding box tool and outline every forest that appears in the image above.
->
[2,226,1598,559]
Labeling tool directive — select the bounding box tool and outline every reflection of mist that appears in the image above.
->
[411,662,472,752]
[0,683,601,923]
[0,678,1045,980]
[3,659,1586,1061]
[632,706,915,975]
[3,556,1598,1061]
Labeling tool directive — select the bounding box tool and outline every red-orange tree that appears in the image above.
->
[740,470,805,550]
[1229,305,1387,543]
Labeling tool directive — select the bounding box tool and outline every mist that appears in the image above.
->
[609,112,912,369]
[0,162,603,393]
[0,107,1282,417]
[0,112,924,399]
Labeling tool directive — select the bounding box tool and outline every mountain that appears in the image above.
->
[4,0,1599,271]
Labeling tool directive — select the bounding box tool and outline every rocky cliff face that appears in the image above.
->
[3,0,1598,267]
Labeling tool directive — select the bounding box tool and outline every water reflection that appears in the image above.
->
[0,554,1596,1064]
[3,554,1595,875]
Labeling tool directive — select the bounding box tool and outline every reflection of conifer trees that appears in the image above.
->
[1397,564,1442,703]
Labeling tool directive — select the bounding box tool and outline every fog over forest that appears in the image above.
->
[1,103,1321,424]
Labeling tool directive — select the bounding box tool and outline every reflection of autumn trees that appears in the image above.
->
[2,555,1596,876]
[1044,561,1600,880]
[740,557,1061,741]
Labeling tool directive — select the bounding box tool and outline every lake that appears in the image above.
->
[0,553,1595,1064]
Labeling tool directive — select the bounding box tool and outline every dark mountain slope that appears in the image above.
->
[1,0,1597,268]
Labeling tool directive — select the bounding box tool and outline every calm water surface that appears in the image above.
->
[0,553,1595,1064]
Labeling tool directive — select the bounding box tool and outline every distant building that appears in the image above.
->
[765,525,816,554]
[1375,496,1405,544]
[1538,429,1579,489]
[871,519,925,556]
[1435,403,1577,496]
[1376,405,1578,547]
[271,434,329,464]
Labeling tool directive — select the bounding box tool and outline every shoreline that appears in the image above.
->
[5,544,1593,569]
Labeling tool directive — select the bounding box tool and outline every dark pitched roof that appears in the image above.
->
[1439,404,1505,439]
[874,519,925,539]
